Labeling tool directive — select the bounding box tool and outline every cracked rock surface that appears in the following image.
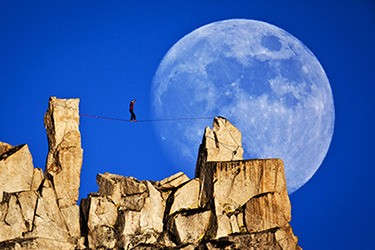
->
[0,97,300,249]
[0,97,84,249]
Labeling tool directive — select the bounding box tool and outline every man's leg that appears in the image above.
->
[130,110,136,121]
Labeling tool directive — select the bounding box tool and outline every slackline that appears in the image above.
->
[80,113,214,123]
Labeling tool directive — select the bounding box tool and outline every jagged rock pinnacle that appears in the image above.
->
[0,97,84,249]
[0,97,300,249]
[195,116,244,177]
[44,96,83,208]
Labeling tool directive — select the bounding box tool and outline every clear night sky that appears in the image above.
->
[1,1,374,249]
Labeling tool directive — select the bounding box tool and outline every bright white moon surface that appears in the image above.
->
[151,19,335,193]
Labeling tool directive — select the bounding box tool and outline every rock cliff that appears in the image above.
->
[0,97,300,249]
[0,97,83,249]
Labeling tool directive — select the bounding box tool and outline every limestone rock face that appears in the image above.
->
[0,97,301,250]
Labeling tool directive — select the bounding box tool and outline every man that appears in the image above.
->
[129,99,136,122]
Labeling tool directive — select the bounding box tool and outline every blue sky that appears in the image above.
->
[1,1,374,249]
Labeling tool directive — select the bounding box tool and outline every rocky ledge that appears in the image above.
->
[0,97,301,249]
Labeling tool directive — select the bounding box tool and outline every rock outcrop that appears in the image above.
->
[44,96,83,209]
[0,97,300,249]
[195,116,244,177]
[0,97,84,249]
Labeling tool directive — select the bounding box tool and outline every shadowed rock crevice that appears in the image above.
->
[0,144,26,161]
[0,97,300,249]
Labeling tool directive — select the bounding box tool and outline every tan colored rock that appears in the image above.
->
[157,232,176,248]
[122,192,147,211]
[0,201,8,222]
[0,106,301,249]
[155,172,190,202]
[275,224,301,250]
[0,144,34,201]
[140,182,165,233]
[60,204,81,238]
[89,226,116,250]
[85,175,166,249]
[236,212,246,233]
[229,214,240,234]
[30,215,69,242]
[196,117,244,177]
[155,172,190,191]
[178,244,196,250]
[171,210,213,244]
[96,173,122,204]
[198,159,291,238]
[30,168,43,191]
[26,189,70,242]
[215,213,231,238]
[0,237,76,250]
[244,191,291,232]
[122,210,141,238]
[120,181,165,249]
[216,210,247,236]
[122,229,160,250]
[169,178,200,215]
[0,142,12,155]
[40,187,67,230]
[17,191,38,231]
[0,202,14,242]
[87,196,117,230]
[4,195,27,237]
[0,222,17,243]
[87,196,117,249]
[206,232,282,250]
[97,172,147,205]
[205,229,301,250]
[44,96,83,208]
[201,159,287,208]
[51,146,82,207]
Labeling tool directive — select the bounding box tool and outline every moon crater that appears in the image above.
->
[261,35,282,51]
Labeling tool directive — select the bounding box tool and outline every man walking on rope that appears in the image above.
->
[129,99,136,122]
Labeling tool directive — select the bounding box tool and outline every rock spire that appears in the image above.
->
[195,116,244,177]
[0,97,84,249]
[0,97,300,249]
[44,96,83,208]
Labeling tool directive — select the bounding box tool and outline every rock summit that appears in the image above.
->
[0,97,300,249]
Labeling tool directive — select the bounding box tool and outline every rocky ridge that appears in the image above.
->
[0,97,300,249]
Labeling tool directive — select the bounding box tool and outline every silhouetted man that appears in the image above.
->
[129,99,136,122]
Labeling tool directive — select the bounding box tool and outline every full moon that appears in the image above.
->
[151,19,334,193]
